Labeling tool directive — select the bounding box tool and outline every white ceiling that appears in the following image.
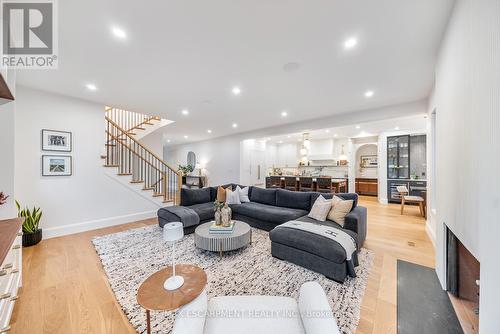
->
[261,114,427,145]
[18,0,454,144]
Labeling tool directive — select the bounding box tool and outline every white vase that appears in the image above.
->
[214,208,222,225]
[221,204,231,227]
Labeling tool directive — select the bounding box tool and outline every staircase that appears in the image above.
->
[103,107,181,205]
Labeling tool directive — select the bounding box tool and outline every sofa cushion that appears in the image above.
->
[188,202,215,222]
[249,187,277,206]
[204,295,304,334]
[180,187,212,206]
[231,202,307,224]
[276,189,312,211]
[311,192,358,209]
[269,217,357,264]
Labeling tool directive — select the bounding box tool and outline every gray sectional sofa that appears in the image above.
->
[157,184,367,282]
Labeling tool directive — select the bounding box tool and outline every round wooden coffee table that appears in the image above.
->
[136,264,207,334]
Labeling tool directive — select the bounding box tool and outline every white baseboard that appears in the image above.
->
[425,220,436,247]
[43,210,158,239]
[378,198,388,204]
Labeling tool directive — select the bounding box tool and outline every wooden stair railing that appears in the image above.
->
[105,107,161,134]
[105,116,181,204]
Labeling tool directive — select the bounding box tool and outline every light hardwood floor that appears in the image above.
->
[10,196,434,334]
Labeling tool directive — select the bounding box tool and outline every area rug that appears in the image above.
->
[92,225,374,334]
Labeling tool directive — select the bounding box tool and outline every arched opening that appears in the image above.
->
[354,143,378,197]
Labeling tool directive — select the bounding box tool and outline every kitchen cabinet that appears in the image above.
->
[355,178,378,196]
[387,135,410,179]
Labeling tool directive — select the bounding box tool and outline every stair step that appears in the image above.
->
[117,173,132,176]
[142,187,155,191]
[100,155,107,159]
[127,132,137,135]
[130,180,144,184]
[105,144,116,147]
[152,193,164,197]
[143,122,153,125]
[134,127,146,130]
[103,164,120,167]
[163,199,174,204]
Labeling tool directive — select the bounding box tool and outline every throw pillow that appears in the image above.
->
[225,188,241,205]
[308,195,332,222]
[216,186,227,203]
[327,196,354,227]
[236,186,250,203]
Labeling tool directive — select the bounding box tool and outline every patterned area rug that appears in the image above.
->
[92,225,374,334]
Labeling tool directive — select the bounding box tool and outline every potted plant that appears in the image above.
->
[15,201,43,247]
[178,164,194,176]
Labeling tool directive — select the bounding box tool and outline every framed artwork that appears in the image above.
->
[360,155,378,168]
[42,155,72,176]
[41,129,72,152]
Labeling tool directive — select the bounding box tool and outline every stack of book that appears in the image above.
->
[209,221,235,234]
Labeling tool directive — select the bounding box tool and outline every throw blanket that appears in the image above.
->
[162,206,200,227]
[277,220,358,277]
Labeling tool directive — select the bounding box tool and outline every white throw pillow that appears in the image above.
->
[236,186,250,203]
[225,188,241,205]
[308,195,332,221]
[327,196,354,227]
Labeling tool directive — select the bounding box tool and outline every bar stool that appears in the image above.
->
[284,176,298,191]
[268,176,282,189]
[316,177,332,193]
[397,185,425,217]
[299,177,314,192]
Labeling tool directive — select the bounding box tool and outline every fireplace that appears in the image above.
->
[446,226,480,331]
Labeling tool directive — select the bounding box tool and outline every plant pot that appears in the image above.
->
[22,229,42,247]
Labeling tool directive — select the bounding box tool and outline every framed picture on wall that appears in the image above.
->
[360,155,378,168]
[42,155,72,176]
[41,129,72,152]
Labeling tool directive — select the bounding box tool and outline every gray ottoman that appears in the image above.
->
[269,220,359,283]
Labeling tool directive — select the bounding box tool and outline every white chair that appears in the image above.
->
[172,281,340,334]
[396,185,425,217]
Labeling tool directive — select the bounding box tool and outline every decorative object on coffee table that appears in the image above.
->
[162,222,184,290]
[15,200,43,247]
[137,264,207,334]
[221,203,232,227]
[213,200,224,225]
[194,220,251,258]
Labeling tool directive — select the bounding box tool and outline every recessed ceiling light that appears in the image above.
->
[278,140,283,144]
[181,109,189,115]
[344,37,358,50]
[334,134,338,137]
[111,27,127,40]
[207,129,212,134]
[232,87,241,95]
[395,126,400,130]
[287,135,291,138]
[281,111,288,117]
[325,129,330,133]
[232,123,238,128]
[355,125,361,129]
[183,135,188,139]
[266,137,271,141]
[86,83,97,91]
[364,90,374,98]
[166,139,171,143]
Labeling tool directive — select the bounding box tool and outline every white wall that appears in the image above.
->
[355,144,378,178]
[14,87,159,237]
[165,136,241,186]
[430,0,500,332]
[0,70,16,219]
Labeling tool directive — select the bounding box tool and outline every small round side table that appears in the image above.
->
[136,264,207,334]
